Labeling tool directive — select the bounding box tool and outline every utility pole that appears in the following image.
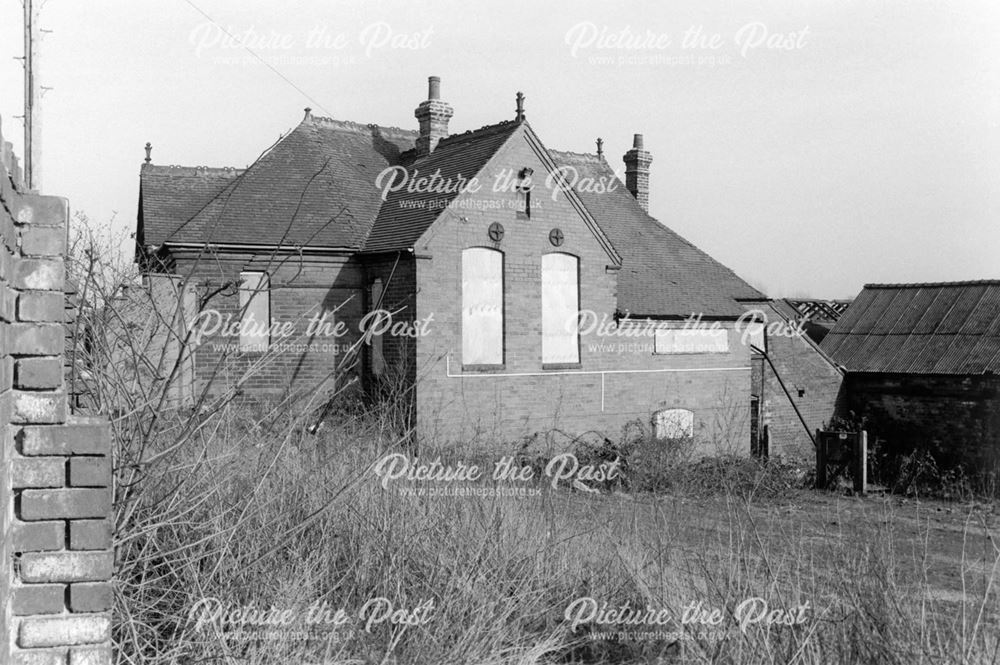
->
[23,0,42,192]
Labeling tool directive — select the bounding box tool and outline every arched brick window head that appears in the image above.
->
[542,253,579,364]
[462,248,504,366]
[654,408,694,439]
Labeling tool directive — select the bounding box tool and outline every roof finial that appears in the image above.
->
[303,107,313,121]
[596,137,603,158]
[144,142,152,164]
[515,92,525,122]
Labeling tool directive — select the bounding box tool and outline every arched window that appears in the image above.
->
[654,408,694,439]
[542,253,579,365]
[462,248,504,366]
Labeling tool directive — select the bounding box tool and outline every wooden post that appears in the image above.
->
[23,0,43,191]
[854,430,868,495]
[815,429,826,489]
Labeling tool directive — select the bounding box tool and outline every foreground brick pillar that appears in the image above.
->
[2,146,113,664]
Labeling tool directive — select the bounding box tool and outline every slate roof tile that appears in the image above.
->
[140,117,416,249]
[363,121,521,253]
[139,114,763,318]
[549,150,763,318]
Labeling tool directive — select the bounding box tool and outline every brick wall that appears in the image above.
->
[160,251,369,404]
[2,121,114,665]
[847,373,1000,473]
[143,125,758,452]
[413,128,752,452]
[361,254,417,400]
[752,303,846,462]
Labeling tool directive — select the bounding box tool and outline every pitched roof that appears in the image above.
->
[138,113,762,318]
[137,165,241,247]
[821,280,1000,374]
[548,150,763,318]
[363,121,521,253]
[139,117,416,249]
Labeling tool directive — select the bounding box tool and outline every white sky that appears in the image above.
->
[1,0,998,299]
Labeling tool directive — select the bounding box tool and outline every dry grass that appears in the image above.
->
[105,403,1000,665]
[68,220,1000,665]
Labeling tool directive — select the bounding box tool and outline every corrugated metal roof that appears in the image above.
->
[821,281,1000,374]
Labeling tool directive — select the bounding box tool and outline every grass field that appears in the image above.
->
[109,408,1000,665]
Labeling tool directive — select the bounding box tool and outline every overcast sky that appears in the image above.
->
[1,0,997,299]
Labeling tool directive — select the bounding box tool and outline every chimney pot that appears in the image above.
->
[633,133,644,150]
[428,76,441,100]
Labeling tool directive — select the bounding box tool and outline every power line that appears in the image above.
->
[179,0,333,117]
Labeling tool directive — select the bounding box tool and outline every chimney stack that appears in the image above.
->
[623,133,652,212]
[414,76,453,156]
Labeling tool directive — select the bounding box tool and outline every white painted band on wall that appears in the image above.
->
[444,355,750,411]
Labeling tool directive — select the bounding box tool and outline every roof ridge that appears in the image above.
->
[864,279,1000,289]
[548,148,602,161]
[435,120,519,147]
[141,164,244,177]
[307,115,418,139]
[396,119,520,166]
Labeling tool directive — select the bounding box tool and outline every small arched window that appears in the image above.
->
[654,408,694,439]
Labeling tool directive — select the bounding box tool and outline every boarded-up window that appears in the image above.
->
[239,271,270,352]
[542,253,580,364]
[654,328,729,354]
[654,408,694,439]
[370,278,385,376]
[462,248,504,365]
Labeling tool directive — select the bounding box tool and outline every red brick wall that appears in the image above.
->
[2,135,113,664]
[754,304,846,462]
[847,373,1000,473]
[362,253,417,387]
[168,250,368,404]
[155,249,422,413]
[412,129,752,452]
[150,128,759,453]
